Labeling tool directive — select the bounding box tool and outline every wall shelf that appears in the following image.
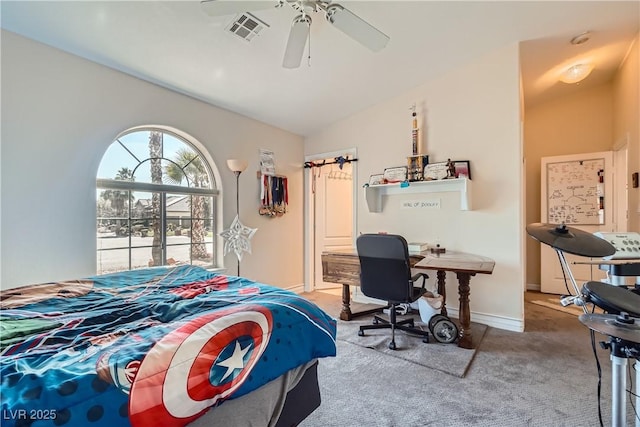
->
[363,178,472,212]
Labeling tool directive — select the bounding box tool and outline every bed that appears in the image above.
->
[0,265,336,427]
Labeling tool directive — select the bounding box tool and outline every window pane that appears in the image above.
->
[97,248,129,275]
[118,131,154,167]
[191,242,214,267]
[166,241,192,266]
[131,247,154,270]
[131,191,159,248]
[97,144,139,180]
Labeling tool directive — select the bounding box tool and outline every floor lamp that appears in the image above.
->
[227,159,248,276]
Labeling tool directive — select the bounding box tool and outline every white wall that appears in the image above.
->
[1,30,305,289]
[305,45,524,330]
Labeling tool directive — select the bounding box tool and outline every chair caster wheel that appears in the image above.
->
[388,341,397,350]
[358,330,365,337]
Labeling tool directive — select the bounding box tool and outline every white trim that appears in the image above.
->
[303,148,358,294]
[527,282,541,291]
[446,308,524,332]
[612,137,629,231]
[353,290,524,332]
[286,283,306,294]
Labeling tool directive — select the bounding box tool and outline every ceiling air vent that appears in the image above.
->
[226,13,269,42]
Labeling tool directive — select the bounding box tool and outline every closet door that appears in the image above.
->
[314,163,354,289]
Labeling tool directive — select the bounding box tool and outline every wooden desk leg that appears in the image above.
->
[436,270,447,316]
[456,272,473,349]
[340,284,353,321]
[339,284,385,321]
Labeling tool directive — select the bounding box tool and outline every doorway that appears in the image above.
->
[304,149,357,291]
[539,151,614,294]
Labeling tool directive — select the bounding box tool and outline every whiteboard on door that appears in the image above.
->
[540,151,613,295]
[546,158,605,225]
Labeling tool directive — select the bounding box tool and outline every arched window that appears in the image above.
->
[96,127,219,274]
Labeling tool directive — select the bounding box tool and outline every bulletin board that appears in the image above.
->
[546,158,604,225]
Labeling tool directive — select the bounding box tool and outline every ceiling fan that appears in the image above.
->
[200,0,389,68]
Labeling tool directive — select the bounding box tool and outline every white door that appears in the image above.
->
[540,151,614,295]
[313,160,354,289]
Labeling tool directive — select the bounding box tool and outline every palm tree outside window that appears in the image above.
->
[96,127,218,274]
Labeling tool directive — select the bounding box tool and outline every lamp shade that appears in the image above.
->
[560,63,593,84]
[227,159,248,173]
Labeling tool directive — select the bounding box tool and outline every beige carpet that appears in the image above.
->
[306,289,488,378]
[301,289,638,426]
[337,315,487,378]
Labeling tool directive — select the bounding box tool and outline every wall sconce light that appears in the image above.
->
[560,63,593,84]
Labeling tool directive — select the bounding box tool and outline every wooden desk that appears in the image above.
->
[413,251,494,349]
[321,249,494,349]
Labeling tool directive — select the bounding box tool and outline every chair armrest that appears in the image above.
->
[411,272,429,290]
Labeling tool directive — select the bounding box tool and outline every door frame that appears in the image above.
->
[613,134,629,231]
[303,148,358,292]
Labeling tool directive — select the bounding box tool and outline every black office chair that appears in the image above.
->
[356,233,430,350]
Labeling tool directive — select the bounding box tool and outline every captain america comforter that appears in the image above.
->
[0,265,337,427]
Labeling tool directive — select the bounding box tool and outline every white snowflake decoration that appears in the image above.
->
[219,215,257,261]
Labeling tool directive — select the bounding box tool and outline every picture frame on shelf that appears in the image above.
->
[453,161,471,179]
[423,162,448,180]
[368,174,384,186]
[383,166,408,183]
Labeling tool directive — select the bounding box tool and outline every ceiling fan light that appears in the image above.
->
[325,4,389,52]
[282,14,311,69]
[559,63,593,84]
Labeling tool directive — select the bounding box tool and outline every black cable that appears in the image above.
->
[590,329,604,427]
[556,250,573,296]
[629,360,639,423]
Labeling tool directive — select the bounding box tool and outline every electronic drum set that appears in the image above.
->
[527,223,640,427]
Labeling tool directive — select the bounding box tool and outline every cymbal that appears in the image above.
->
[579,313,640,343]
[526,223,616,258]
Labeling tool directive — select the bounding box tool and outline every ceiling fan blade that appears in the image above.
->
[200,0,277,17]
[282,15,311,69]
[325,4,389,52]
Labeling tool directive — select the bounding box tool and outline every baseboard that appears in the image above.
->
[473,311,524,332]
[287,283,306,294]
[354,291,524,332]
[527,282,541,292]
[297,285,525,333]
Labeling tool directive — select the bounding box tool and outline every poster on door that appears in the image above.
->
[546,158,604,225]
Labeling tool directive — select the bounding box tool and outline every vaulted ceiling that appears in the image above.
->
[2,1,638,136]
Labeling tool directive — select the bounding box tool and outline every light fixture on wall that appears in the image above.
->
[559,63,594,84]
[220,158,256,276]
